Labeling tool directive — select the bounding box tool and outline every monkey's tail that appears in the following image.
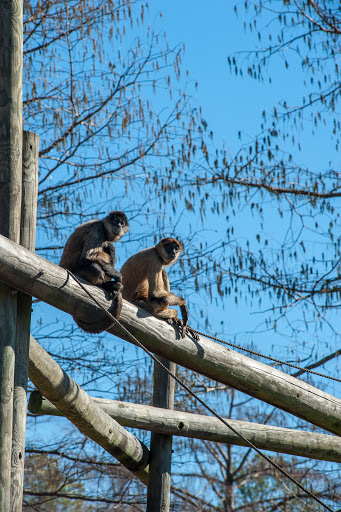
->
[73,291,123,333]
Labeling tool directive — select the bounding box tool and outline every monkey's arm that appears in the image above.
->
[161,273,199,340]
[102,242,122,282]
[102,266,122,282]
[80,233,122,282]
[162,269,170,292]
[103,241,116,263]
[149,269,187,311]
[165,293,190,328]
[161,270,189,324]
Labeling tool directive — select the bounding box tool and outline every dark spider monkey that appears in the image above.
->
[60,211,129,333]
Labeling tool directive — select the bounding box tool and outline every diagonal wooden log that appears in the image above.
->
[0,234,341,436]
[28,391,341,463]
[28,336,149,484]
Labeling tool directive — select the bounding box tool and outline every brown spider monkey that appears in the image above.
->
[120,237,199,340]
[59,211,129,333]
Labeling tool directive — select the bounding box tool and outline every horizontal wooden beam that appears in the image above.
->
[28,336,149,484]
[1,234,341,435]
[28,390,341,463]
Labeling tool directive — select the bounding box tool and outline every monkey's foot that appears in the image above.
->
[184,325,200,341]
[174,319,200,341]
[165,319,199,340]
[164,318,184,339]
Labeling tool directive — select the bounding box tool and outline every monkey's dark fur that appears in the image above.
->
[60,211,129,333]
[121,237,198,339]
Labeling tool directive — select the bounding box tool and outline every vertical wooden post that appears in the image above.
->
[11,132,39,512]
[0,1,23,510]
[146,358,176,512]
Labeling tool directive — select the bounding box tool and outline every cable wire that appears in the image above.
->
[68,271,336,512]
[193,329,341,384]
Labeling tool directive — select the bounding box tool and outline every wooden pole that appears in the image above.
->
[147,358,176,512]
[0,0,22,243]
[28,336,149,484]
[1,237,341,435]
[11,131,39,512]
[28,390,341,464]
[0,0,23,509]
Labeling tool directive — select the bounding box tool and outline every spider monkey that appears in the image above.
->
[59,211,129,333]
[120,238,199,340]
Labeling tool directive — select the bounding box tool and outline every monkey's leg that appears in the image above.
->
[133,299,167,317]
[155,309,178,321]
[76,260,106,285]
[134,298,179,324]
[148,295,169,313]
[155,292,186,308]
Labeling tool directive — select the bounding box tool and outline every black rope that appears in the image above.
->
[193,329,341,384]
[68,271,336,512]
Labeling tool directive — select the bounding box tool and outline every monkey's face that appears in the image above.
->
[105,211,129,241]
[158,238,182,265]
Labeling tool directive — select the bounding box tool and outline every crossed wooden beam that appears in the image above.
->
[0,232,340,486]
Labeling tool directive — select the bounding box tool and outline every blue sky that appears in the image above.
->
[147,0,340,170]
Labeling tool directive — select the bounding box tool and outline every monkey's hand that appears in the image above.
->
[168,317,186,339]
[165,317,198,340]
[102,280,123,299]
[103,265,122,283]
